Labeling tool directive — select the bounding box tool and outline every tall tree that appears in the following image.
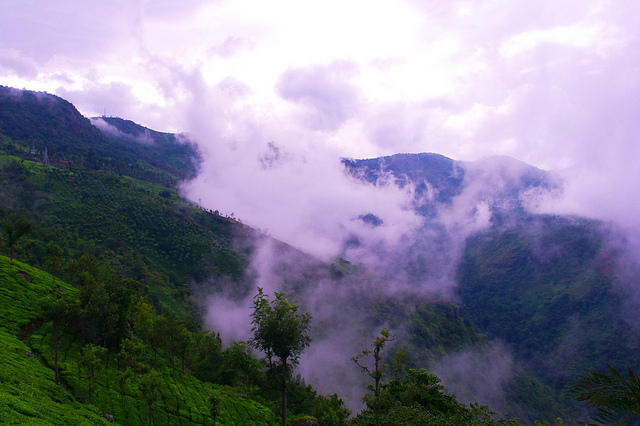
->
[115,367,132,410]
[250,287,312,426]
[139,371,162,426]
[352,328,393,426]
[38,294,77,385]
[79,343,107,404]
[3,217,33,261]
[45,242,64,284]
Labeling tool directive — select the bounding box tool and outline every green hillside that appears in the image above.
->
[0,85,200,186]
[0,255,278,425]
[456,215,640,423]
[0,85,623,425]
[0,133,246,320]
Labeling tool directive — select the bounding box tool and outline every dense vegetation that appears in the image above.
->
[0,255,281,425]
[456,214,640,424]
[0,135,246,320]
[2,85,634,425]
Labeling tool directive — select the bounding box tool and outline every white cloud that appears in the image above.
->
[3,0,640,229]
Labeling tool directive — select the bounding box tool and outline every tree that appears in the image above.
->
[219,340,262,387]
[208,394,220,426]
[352,328,393,426]
[119,336,146,380]
[350,367,529,426]
[45,242,64,284]
[378,368,459,417]
[192,330,223,383]
[313,394,351,426]
[79,343,107,404]
[567,365,640,425]
[116,367,132,410]
[3,217,33,261]
[250,287,312,426]
[38,294,76,385]
[77,271,119,346]
[133,298,160,367]
[139,371,162,426]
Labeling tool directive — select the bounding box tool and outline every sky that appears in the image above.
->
[3,0,640,251]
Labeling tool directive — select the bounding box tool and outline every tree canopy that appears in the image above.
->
[250,287,312,426]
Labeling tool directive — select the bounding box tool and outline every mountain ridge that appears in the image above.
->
[1,85,637,424]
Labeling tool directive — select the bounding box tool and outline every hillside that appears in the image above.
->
[0,255,279,425]
[1,85,635,424]
[0,132,246,320]
[0,85,200,186]
[342,152,640,424]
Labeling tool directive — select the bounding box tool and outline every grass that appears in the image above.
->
[0,256,278,425]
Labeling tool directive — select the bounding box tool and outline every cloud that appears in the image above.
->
[276,61,362,131]
[0,49,38,78]
[56,81,147,121]
[90,117,155,145]
[209,36,255,58]
[0,1,137,64]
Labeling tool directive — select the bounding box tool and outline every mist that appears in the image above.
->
[4,0,640,421]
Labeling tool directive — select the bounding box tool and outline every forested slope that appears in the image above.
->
[1,85,630,425]
[0,255,278,425]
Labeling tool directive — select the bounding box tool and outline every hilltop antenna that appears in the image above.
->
[103,107,106,118]
[44,147,50,167]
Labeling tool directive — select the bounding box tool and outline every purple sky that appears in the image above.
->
[3,0,640,253]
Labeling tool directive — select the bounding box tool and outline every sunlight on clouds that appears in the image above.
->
[500,23,607,57]
[444,103,494,138]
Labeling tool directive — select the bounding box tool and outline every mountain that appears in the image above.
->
[0,85,200,186]
[343,152,558,217]
[91,116,201,180]
[342,152,640,424]
[1,85,637,424]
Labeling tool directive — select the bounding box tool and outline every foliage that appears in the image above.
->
[352,328,393,426]
[250,287,313,426]
[0,156,247,320]
[0,86,201,184]
[408,300,487,359]
[139,370,163,425]
[350,369,529,426]
[79,343,108,404]
[0,85,605,425]
[566,365,640,425]
[313,394,351,426]
[0,255,279,425]
[208,394,220,425]
[3,216,32,260]
[38,293,77,384]
[456,217,640,423]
